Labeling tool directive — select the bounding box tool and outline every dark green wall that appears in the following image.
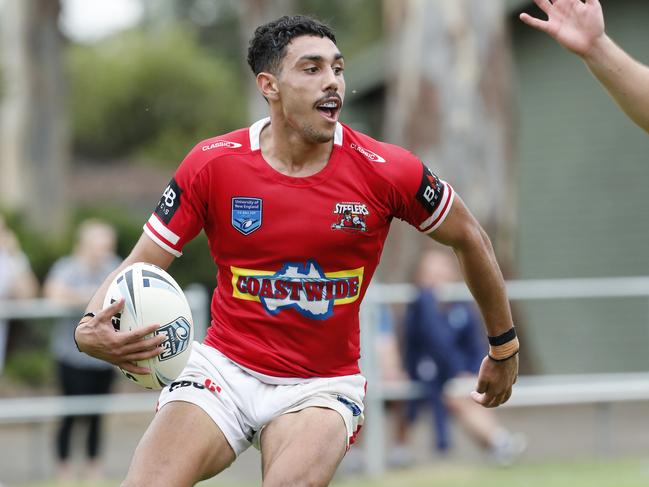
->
[512,0,649,373]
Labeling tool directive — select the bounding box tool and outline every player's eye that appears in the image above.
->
[304,66,318,74]
[333,66,344,75]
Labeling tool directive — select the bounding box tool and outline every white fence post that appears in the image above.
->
[359,293,386,477]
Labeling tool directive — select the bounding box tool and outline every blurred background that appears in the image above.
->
[1,0,649,485]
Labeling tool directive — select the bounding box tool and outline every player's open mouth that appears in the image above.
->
[315,98,341,123]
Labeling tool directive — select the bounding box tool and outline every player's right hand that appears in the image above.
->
[74,298,166,374]
[519,0,605,58]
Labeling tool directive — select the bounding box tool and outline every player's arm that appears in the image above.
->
[74,233,175,374]
[430,196,518,408]
[520,0,649,133]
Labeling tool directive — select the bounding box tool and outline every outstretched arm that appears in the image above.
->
[74,233,175,374]
[430,197,518,408]
[520,0,649,133]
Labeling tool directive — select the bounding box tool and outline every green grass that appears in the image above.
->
[330,459,649,487]
[20,458,649,487]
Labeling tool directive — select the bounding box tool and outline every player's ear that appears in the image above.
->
[256,72,279,101]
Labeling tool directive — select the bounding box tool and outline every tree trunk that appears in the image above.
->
[0,0,69,237]
[236,0,296,123]
[381,0,517,281]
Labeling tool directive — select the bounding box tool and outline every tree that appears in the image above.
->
[236,0,297,123]
[0,0,69,236]
[381,0,517,281]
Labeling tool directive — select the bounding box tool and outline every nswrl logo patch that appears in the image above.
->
[231,197,262,235]
[156,317,191,361]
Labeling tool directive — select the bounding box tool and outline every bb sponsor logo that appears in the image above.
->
[154,178,183,225]
[201,140,242,151]
[416,163,444,213]
[231,197,262,235]
[231,260,364,320]
[331,202,368,233]
[350,143,386,163]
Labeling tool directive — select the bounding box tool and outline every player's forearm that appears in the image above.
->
[452,228,513,338]
[583,34,649,133]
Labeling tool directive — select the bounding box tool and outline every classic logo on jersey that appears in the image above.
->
[231,197,262,235]
[231,261,364,320]
[416,164,444,213]
[155,317,191,361]
[350,143,386,163]
[331,202,368,233]
[155,178,183,225]
[201,140,242,151]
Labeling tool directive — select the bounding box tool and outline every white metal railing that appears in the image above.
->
[358,277,649,476]
[0,284,210,340]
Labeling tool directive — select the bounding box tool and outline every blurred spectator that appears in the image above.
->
[0,215,38,374]
[44,219,121,482]
[394,249,524,465]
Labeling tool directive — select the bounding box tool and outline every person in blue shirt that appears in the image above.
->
[397,249,524,464]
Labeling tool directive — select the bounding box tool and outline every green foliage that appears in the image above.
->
[74,206,216,292]
[4,348,54,387]
[3,207,215,291]
[67,28,246,166]
[296,0,383,59]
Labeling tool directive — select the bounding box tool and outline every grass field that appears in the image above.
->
[21,458,649,487]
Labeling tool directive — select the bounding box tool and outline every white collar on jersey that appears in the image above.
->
[249,117,343,151]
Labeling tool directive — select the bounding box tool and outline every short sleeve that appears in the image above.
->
[143,147,209,256]
[391,154,455,233]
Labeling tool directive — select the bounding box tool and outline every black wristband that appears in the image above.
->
[80,312,96,321]
[488,350,519,362]
[74,312,96,352]
[488,326,516,346]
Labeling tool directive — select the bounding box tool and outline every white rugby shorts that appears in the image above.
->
[157,342,366,456]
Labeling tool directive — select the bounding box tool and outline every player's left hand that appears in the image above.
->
[470,354,518,408]
[519,0,605,58]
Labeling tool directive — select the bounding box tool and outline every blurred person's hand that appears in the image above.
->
[520,0,605,58]
[470,354,518,408]
[74,298,166,374]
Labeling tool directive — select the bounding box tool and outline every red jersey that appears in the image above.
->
[144,118,455,378]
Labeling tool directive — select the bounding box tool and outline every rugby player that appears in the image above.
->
[75,15,519,487]
[521,0,649,133]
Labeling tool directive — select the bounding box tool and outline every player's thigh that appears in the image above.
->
[123,401,235,487]
[260,406,347,487]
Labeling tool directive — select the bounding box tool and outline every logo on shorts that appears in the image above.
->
[337,395,362,417]
[331,202,368,233]
[168,378,222,394]
[231,197,262,235]
[156,317,191,361]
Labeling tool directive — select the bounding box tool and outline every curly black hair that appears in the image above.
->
[247,15,336,76]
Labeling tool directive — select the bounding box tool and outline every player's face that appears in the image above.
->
[276,35,345,144]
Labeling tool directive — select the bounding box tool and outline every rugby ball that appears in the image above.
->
[102,262,193,389]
